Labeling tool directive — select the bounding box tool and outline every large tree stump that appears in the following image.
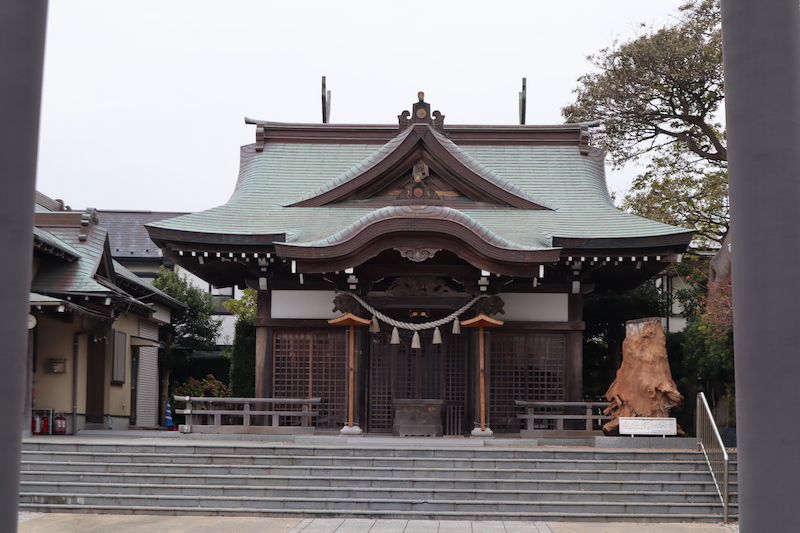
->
[602,317,683,435]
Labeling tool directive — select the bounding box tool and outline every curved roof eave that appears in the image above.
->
[145,225,287,248]
[274,205,559,264]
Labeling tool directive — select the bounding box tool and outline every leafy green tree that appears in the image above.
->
[222,287,257,322]
[228,319,256,397]
[621,145,728,248]
[223,288,257,397]
[564,3,734,428]
[152,266,221,423]
[673,259,735,426]
[563,0,728,248]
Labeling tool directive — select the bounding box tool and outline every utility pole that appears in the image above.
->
[721,1,800,530]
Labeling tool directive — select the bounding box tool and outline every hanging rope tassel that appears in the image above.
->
[369,316,380,333]
[411,330,421,349]
[452,317,461,334]
[391,327,400,344]
[432,327,442,345]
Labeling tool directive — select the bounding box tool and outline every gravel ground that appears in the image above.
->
[18,512,44,522]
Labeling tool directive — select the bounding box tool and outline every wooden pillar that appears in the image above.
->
[461,314,504,437]
[348,324,355,426]
[354,327,368,431]
[469,328,480,433]
[566,293,584,401]
[254,290,272,399]
[328,313,370,435]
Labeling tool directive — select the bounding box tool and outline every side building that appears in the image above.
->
[29,193,185,433]
[146,96,694,436]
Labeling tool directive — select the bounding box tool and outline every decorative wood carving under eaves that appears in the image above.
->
[474,295,506,316]
[394,246,442,262]
[386,276,456,297]
[332,293,360,314]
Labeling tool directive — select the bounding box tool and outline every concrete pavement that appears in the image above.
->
[18,514,738,533]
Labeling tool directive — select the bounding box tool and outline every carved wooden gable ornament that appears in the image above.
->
[288,95,550,211]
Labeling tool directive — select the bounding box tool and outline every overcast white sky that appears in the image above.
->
[36,1,687,213]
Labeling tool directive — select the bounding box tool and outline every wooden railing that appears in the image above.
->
[515,400,610,437]
[696,392,731,522]
[173,396,320,435]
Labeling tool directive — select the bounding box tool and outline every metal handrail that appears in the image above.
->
[696,392,730,522]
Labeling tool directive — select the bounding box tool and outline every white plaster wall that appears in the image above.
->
[498,293,569,322]
[150,302,172,325]
[272,290,340,319]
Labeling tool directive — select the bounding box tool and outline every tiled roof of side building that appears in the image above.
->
[98,210,188,258]
[34,227,82,261]
[113,260,186,310]
[31,223,112,294]
[34,191,70,213]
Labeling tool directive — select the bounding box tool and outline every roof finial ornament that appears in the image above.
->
[397,92,445,134]
[412,92,431,122]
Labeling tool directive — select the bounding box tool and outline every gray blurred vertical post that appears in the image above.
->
[721,1,800,530]
[0,1,48,530]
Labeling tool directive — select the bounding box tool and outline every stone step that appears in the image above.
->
[19,460,722,483]
[19,480,730,504]
[15,501,730,523]
[20,450,712,472]
[20,442,706,462]
[20,469,731,493]
[18,490,733,516]
[19,440,737,522]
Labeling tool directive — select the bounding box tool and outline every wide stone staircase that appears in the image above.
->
[18,438,737,522]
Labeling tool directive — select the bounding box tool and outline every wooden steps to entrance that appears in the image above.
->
[19,438,737,523]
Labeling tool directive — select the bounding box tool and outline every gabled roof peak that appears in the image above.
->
[288,123,552,211]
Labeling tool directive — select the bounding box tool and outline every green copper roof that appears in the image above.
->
[148,126,692,251]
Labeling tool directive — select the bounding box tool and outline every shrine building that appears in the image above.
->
[146,94,693,436]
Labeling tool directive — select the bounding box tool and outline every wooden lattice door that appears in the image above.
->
[368,328,468,435]
[488,332,566,432]
[273,331,347,429]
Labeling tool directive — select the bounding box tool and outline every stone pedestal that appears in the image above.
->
[471,426,494,437]
[340,424,363,435]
